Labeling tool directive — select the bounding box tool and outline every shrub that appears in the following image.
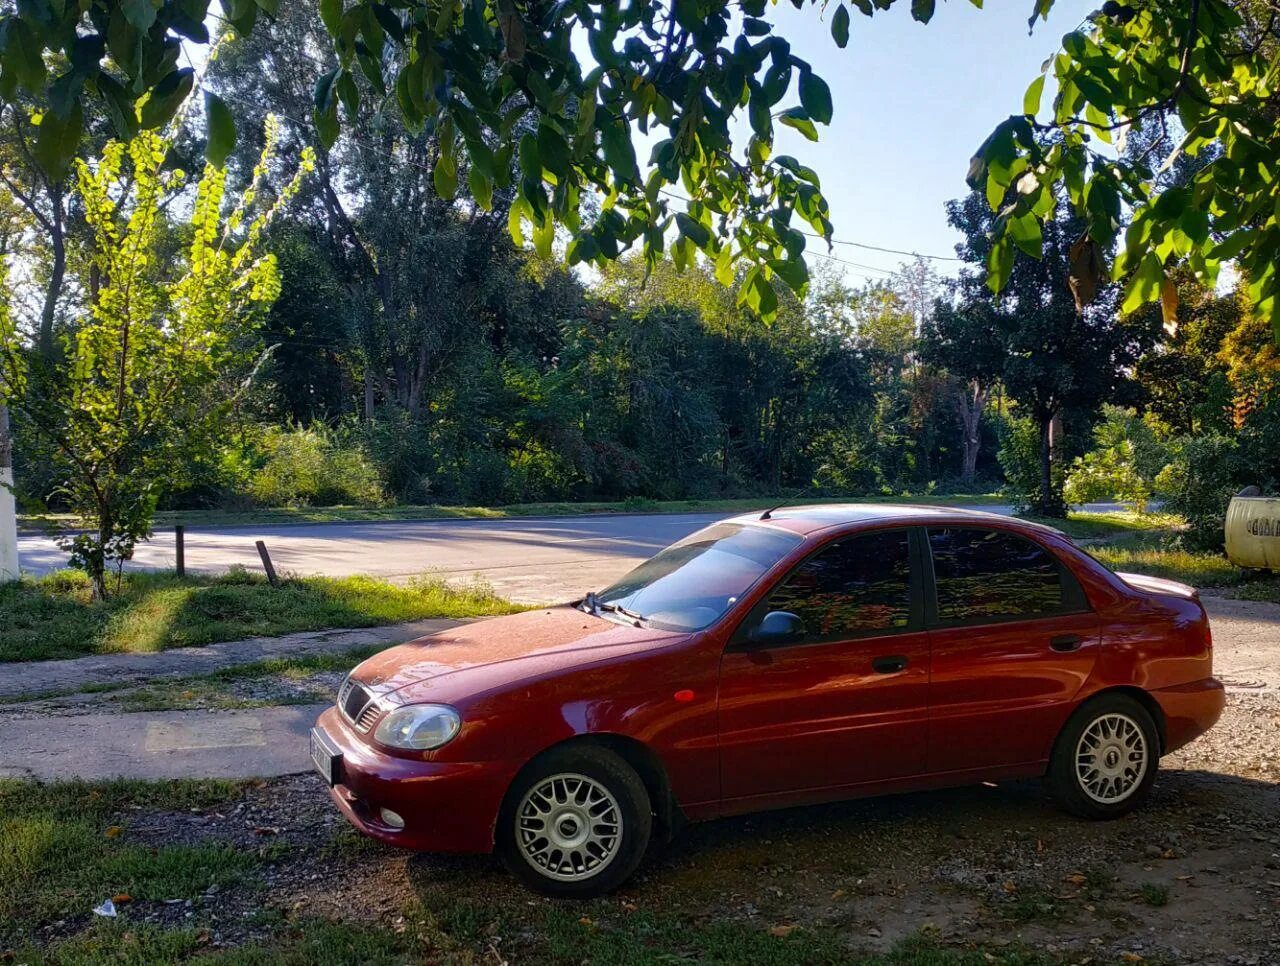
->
[1064,406,1171,513]
[247,425,385,508]
[1155,434,1241,551]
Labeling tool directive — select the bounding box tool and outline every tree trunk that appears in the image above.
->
[38,194,65,359]
[954,379,987,483]
[1033,411,1066,518]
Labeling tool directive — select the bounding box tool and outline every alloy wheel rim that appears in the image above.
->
[516,773,622,881]
[1075,712,1148,804]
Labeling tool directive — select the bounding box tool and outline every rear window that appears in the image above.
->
[927,527,1086,624]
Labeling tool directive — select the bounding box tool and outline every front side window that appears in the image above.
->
[928,527,1081,624]
[765,529,913,641]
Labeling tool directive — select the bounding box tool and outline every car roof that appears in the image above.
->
[724,503,1065,538]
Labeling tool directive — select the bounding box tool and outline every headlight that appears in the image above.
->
[374,704,461,750]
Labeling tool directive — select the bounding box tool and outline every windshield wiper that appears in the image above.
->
[579,592,646,626]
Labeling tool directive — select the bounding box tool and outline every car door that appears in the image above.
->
[924,526,1100,774]
[717,526,931,804]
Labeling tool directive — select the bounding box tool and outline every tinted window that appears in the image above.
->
[928,527,1079,624]
[597,523,802,631]
[765,529,912,640]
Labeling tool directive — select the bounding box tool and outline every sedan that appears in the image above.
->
[310,504,1224,897]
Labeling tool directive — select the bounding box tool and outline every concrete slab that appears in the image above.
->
[0,704,326,781]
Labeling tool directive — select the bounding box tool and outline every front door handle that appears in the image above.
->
[871,655,909,674]
[1050,634,1083,652]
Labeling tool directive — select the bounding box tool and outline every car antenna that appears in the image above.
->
[759,502,787,520]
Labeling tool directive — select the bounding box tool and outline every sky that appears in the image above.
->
[754,0,1093,283]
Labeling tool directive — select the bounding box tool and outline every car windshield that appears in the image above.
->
[593,523,801,632]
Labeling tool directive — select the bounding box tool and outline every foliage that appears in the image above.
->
[1133,268,1237,435]
[0,122,311,597]
[247,423,385,508]
[1155,433,1242,551]
[973,0,1280,339]
[1064,405,1170,513]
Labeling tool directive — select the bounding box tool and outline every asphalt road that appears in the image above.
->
[15,502,1128,604]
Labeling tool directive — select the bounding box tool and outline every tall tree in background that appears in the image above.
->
[946,190,1152,516]
[921,288,1006,483]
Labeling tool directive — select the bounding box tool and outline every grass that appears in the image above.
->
[0,778,246,941]
[0,569,519,663]
[18,491,1006,531]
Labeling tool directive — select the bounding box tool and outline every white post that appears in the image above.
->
[0,402,17,582]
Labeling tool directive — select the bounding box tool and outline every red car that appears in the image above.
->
[310,505,1224,897]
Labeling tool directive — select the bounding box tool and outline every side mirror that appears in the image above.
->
[745,611,806,648]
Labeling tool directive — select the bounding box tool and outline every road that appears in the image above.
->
[16,502,1129,604]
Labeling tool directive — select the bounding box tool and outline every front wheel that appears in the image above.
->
[496,746,652,898]
[1047,694,1160,820]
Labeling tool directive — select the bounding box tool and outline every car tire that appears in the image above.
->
[1047,693,1160,820]
[496,745,652,898]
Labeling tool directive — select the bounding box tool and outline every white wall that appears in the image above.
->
[0,465,16,582]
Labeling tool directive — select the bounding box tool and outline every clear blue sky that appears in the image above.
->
[759,0,1091,281]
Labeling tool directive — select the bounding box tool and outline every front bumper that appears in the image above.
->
[1151,677,1226,755]
[313,707,519,853]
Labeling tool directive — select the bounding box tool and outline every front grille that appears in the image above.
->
[337,676,381,734]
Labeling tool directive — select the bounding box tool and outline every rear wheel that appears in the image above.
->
[1047,693,1159,819]
[497,745,652,898]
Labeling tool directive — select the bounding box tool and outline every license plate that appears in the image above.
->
[310,727,342,787]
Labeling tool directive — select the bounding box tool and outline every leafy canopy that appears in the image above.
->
[5,0,1280,330]
[970,0,1280,339]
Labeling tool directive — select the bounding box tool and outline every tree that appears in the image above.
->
[921,289,1007,482]
[947,190,1153,516]
[0,122,311,597]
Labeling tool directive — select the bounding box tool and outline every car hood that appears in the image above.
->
[351,606,690,704]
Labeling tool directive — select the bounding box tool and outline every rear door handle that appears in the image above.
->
[871,655,909,674]
[1050,634,1083,652]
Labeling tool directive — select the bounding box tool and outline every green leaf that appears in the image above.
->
[533,210,554,258]
[1121,252,1163,314]
[469,166,494,210]
[536,122,569,177]
[778,108,818,142]
[799,71,833,125]
[1007,212,1043,258]
[768,257,808,292]
[120,0,158,31]
[601,117,638,183]
[34,100,83,182]
[831,5,850,48]
[204,91,235,168]
[987,235,1013,293]
[1023,74,1045,117]
[139,68,193,130]
[675,212,710,247]
[318,0,342,35]
[508,199,526,246]
[313,99,339,149]
[911,0,935,22]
